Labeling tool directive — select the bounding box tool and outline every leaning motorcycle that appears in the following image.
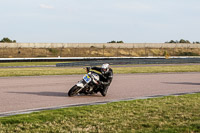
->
[68,70,101,97]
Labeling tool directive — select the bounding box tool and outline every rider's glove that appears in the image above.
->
[86,67,90,73]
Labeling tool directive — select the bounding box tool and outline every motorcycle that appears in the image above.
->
[68,69,101,97]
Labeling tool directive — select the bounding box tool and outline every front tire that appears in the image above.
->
[68,85,82,97]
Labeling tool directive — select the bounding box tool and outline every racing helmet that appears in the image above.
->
[101,63,109,74]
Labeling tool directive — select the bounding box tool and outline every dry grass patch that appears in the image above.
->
[0,48,199,57]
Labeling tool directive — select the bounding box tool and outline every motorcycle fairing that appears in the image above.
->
[83,74,91,83]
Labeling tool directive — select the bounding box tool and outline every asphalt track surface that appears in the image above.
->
[0,72,200,117]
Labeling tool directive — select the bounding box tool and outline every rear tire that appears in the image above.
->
[68,85,82,97]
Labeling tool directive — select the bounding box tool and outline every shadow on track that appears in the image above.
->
[162,82,200,85]
[6,91,102,97]
[7,91,68,97]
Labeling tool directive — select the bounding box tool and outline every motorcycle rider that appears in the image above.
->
[86,63,113,96]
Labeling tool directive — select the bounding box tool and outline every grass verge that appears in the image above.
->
[0,93,200,132]
[0,65,199,77]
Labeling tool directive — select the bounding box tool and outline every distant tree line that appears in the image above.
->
[0,37,16,43]
[193,41,200,44]
[165,39,200,44]
[107,40,124,43]
[1,37,199,44]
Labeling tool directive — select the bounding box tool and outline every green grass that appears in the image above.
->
[0,65,199,77]
[0,93,199,132]
[0,67,85,77]
[114,65,200,74]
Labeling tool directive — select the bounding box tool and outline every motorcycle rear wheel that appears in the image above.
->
[68,85,82,97]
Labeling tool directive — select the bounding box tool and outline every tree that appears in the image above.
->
[169,40,176,43]
[179,39,190,43]
[0,37,16,43]
[165,39,191,44]
[107,40,124,43]
[107,40,116,43]
[117,41,124,43]
[165,40,177,43]
[193,41,200,44]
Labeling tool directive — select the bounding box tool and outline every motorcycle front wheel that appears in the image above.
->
[68,85,82,97]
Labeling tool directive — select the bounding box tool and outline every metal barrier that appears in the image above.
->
[56,57,200,67]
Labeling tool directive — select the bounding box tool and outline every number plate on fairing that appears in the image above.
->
[83,74,91,83]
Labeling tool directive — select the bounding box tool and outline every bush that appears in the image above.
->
[178,52,199,56]
[0,37,16,43]
[48,48,59,55]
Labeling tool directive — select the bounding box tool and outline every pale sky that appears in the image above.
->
[0,0,200,43]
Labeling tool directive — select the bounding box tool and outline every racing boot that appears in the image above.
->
[100,86,108,96]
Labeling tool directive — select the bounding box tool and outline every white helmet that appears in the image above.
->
[101,63,109,74]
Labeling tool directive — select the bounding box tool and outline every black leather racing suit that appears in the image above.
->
[91,67,113,95]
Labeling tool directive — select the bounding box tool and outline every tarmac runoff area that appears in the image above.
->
[0,72,200,117]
